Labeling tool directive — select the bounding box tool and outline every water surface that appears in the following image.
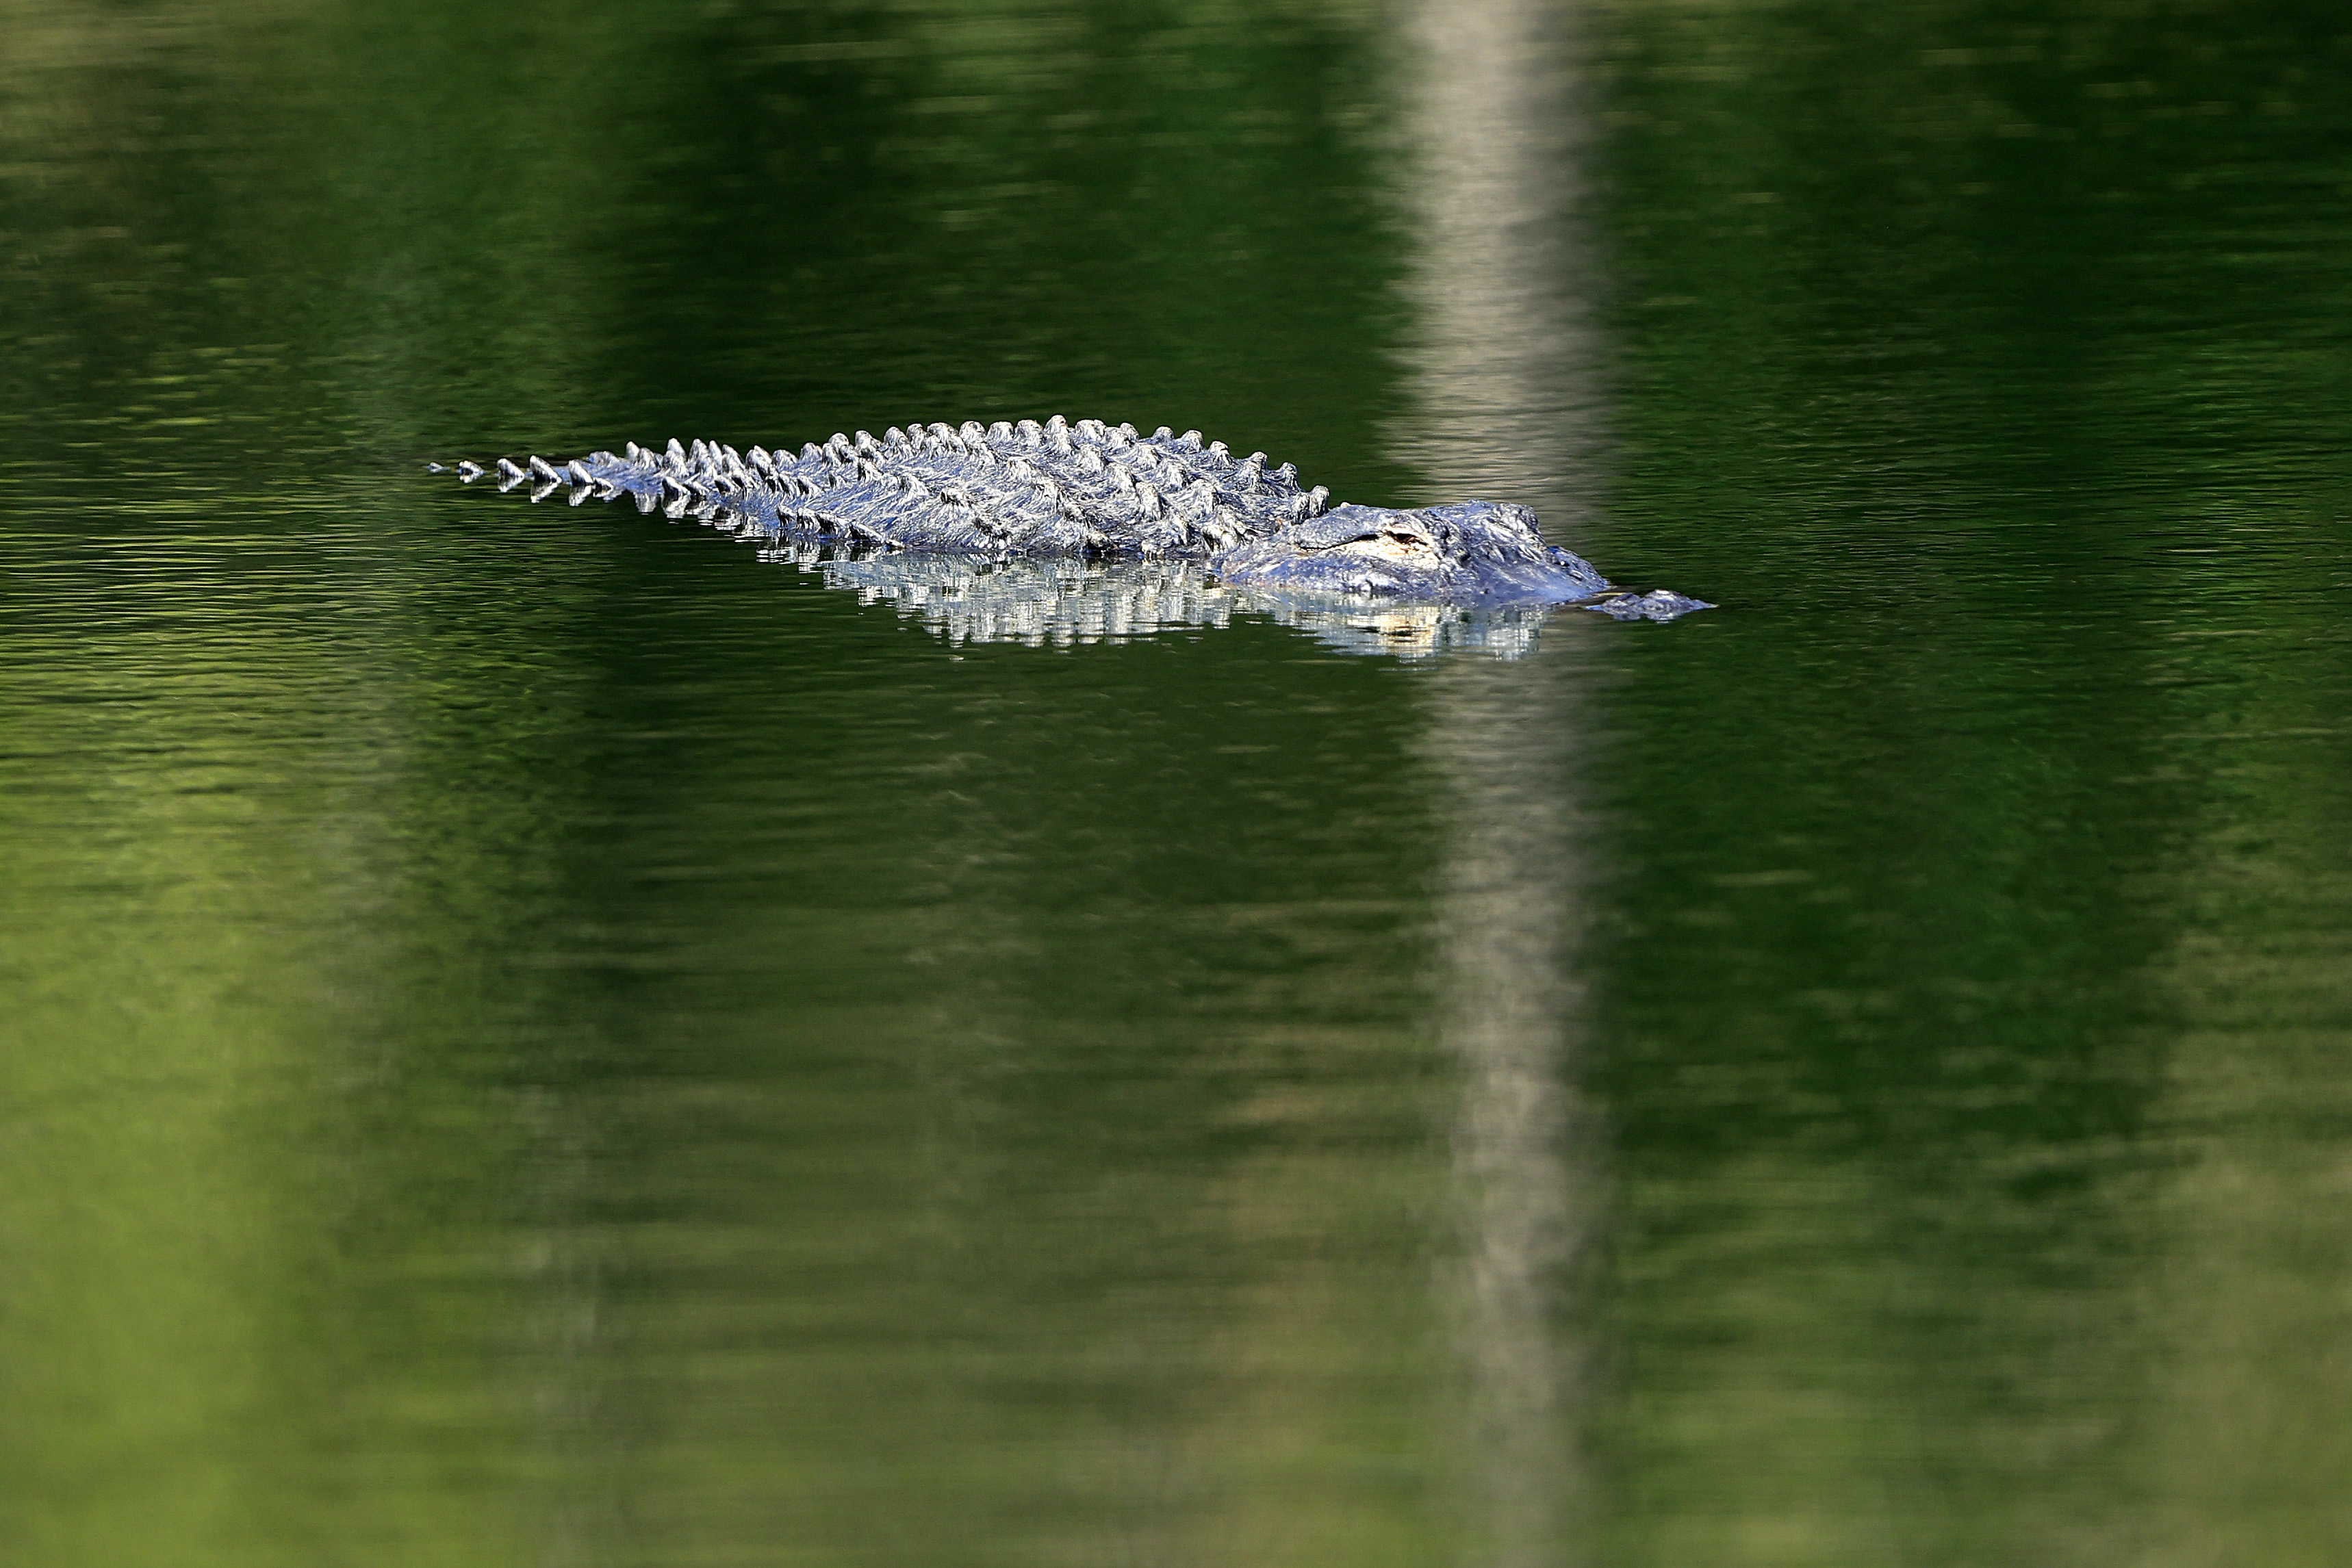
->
[6,2,2352,1564]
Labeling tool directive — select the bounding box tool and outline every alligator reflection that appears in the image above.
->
[759,543,1563,659]
[510,475,1697,656]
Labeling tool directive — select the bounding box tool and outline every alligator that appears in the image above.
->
[440,416,1710,625]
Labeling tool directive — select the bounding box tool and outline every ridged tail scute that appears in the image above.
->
[457,424,1331,561]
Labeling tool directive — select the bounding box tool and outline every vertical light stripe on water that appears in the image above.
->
[1390,0,1602,504]
[1419,664,1588,1568]
[1390,1,1600,1563]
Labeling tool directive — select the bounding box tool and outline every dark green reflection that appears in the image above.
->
[1589,2,2352,1563]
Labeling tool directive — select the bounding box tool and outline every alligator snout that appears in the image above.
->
[1208,500,1615,605]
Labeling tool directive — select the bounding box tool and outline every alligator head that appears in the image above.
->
[1207,500,1615,606]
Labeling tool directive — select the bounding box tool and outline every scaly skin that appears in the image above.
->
[442,415,1710,617]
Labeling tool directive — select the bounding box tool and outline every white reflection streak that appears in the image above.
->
[1392,0,1599,502]
[1424,670,1584,1567]
[1392,0,1598,1563]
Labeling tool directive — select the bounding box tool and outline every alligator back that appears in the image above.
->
[463,416,1327,559]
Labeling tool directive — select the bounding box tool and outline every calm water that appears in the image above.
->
[6,1,2352,1564]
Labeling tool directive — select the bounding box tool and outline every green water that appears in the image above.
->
[5,1,2351,1563]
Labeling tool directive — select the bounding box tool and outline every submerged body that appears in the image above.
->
[449,416,1709,620]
